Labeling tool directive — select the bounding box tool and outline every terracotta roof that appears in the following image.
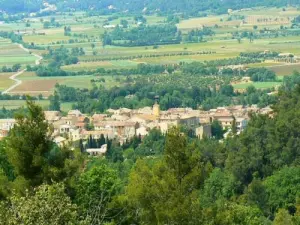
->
[134,114,157,121]
[68,110,82,116]
[213,112,233,118]
[94,121,137,127]
[81,130,113,135]
[76,122,85,127]
[77,116,87,123]
[92,114,107,120]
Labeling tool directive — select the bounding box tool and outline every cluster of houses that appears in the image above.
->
[0,103,273,155]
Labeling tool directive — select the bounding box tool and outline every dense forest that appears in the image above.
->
[1,84,300,224]
[1,0,300,15]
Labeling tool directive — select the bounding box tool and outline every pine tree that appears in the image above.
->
[5,99,53,186]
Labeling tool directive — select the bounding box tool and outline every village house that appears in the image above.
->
[136,126,149,138]
[86,144,108,156]
[196,124,212,139]
[54,136,68,147]
[91,114,107,123]
[236,117,248,131]
[213,111,235,129]
[68,110,83,117]
[94,121,138,139]
[178,115,200,128]
[0,119,16,131]
[44,111,61,123]
[81,130,115,140]
[128,114,157,125]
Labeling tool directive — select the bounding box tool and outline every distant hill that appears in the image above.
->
[0,0,299,15]
[0,0,42,13]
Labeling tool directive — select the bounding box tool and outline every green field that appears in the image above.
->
[8,72,126,96]
[62,60,140,71]
[1,6,300,96]
[0,40,37,67]
[233,81,282,89]
[0,100,74,111]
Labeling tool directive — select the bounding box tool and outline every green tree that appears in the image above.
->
[264,167,300,214]
[231,116,237,135]
[4,99,83,190]
[75,165,120,224]
[0,183,86,225]
[125,128,207,224]
[120,19,129,28]
[5,99,54,186]
[246,177,268,213]
[202,168,236,205]
[273,209,293,225]
[210,201,268,225]
[211,120,224,139]
[49,91,61,111]
[12,64,21,72]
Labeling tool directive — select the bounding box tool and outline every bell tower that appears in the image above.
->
[153,95,160,118]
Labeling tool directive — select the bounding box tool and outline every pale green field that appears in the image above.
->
[233,81,282,89]
[0,39,37,66]
[178,15,241,30]
[62,60,140,71]
[0,100,74,111]
[23,33,71,45]
[247,61,284,68]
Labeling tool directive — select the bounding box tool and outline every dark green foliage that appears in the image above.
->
[5,99,54,186]
[184,27,215,43]
[75,165,120,223]
[106,24,182,46]
[211,120,224,140]
[247,68,276,82]
[1,86,300,223]
[264,167,300,214]
[49,91,60,111]
[4,99,84,190]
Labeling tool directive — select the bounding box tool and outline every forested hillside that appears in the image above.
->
[1,87,300,224]
[1,0,299,14]
[0,0,42,13]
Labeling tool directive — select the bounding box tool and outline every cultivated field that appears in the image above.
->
[7,72,126,96]
[0,72,15,91]
[0,100,74,111]
[268,63,300,76]
[233,81,282,90]
[1,7,300,96]
[0,39,37,67]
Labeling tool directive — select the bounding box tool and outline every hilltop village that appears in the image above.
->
[0,102,272,155]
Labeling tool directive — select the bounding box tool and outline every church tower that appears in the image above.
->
[153,95,160,118]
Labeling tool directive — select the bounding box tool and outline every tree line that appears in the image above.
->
[103,24,182,47]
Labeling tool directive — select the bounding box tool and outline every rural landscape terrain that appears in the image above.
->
[1,4,300,111]
[1,0,300,224]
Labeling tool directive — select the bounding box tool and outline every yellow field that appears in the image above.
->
[0,72,14,91]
